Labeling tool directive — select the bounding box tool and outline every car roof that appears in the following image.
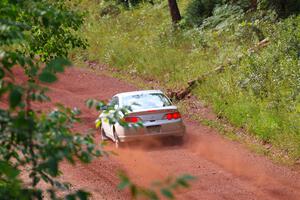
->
[115,90,163,98]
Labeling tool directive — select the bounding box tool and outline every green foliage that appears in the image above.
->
[185,0,222,26]
[114,0,155,9]
[240,16,300,111]
[220,0,300,17]
[118,172,195,199]
[0,104,101,198]
[86,98,144,128]
[223,0,252,10]
[0,0,96,199]
[258,0,300,17]
[201,4,244,30]
[195,15,300,156]
[185,0,300,28]
[25,1,87,61]
[100,4,121,17]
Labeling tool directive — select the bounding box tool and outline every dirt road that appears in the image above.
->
[45,67,300,200]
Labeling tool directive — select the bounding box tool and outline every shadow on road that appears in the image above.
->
[107,136,188,152]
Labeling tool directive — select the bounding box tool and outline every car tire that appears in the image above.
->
[100,126,109,141]
[113,129,120,148]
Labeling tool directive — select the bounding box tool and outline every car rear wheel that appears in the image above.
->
[113,129,120,148]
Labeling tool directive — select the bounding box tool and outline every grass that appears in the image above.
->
[72,0,300,162]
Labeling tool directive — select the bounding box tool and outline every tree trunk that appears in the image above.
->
[167,0,181,24]
[250,0,257,10]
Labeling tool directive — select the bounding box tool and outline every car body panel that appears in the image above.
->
[99,90,185,142]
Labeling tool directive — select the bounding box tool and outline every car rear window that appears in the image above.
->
[122,93,172,110]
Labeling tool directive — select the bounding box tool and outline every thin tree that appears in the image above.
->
[250,0,257,10]
[167,0,181,24]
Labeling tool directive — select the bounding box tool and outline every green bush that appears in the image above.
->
[258,0,300,17]
[185,0,222,26]
[223,0,252,10]
[0,1,95,198]
[240,15,300,112]
[116,0,154,8]
[201,4,244,30]
[100,4,121,16]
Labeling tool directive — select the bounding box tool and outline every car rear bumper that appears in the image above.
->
[118,130,185,142]
[116,121,185,142]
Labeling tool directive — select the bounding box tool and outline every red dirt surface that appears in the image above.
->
[27,68,300,199]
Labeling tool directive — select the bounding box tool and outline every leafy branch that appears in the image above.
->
[118,172,195,200]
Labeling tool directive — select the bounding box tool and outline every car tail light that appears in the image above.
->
[123,116,141,123]
[173,112,181,119]
[164,112,181,120]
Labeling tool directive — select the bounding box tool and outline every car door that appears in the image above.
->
[101,96,119,138]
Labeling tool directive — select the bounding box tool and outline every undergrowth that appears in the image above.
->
[72,0,300,161]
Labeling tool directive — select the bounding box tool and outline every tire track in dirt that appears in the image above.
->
[38,67,300,199]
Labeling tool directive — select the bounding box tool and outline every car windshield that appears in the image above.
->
[122,93,172,110]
